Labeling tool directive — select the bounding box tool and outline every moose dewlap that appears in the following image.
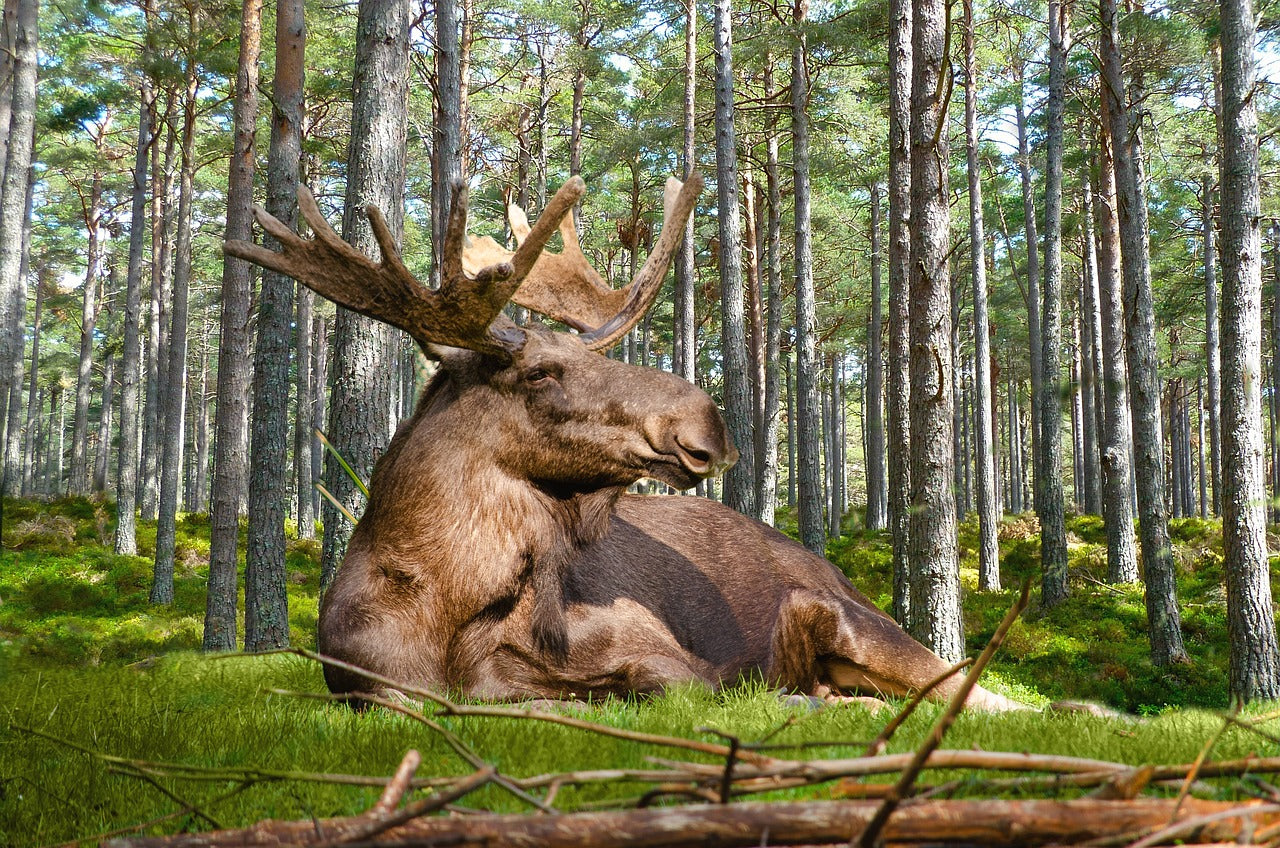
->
[223,172,1020,712]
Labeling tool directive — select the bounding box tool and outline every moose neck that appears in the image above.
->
[357,371,622,617]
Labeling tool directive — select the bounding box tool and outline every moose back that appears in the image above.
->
[224,174,1020,711]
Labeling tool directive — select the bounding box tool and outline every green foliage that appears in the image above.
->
[0,498,320,666]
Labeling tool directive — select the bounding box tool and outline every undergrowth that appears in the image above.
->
[2,496,1280,844]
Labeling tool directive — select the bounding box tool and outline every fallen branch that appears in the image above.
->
[102,797,1280,847]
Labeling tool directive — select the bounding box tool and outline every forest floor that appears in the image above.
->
[1,496,1278,844]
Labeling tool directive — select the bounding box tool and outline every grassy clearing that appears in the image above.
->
[2,497,1280,844]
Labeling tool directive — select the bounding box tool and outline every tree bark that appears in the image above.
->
[246,0,305,651]
[887,0,913,625]
[321,0,410,591]
[964,0,998,590]
[673,0,696,389]
[908,0,962,662]
[792,0,823,551]
[759,62,784,525]
[865,183,887,530]
[152,43,198,605]
[1094,117,1139,584]
[431,0,463,282]
[1100,0,1187,664]
[1014,68,1042,515]
[20,268,41,496]
[1080,180,1103,515]
[713,0,756,518]
[204,0,261,647]
[1039,0,1071,607]
[0,0,35,497]
[71,134,108,496]
[1218,0,1280,701]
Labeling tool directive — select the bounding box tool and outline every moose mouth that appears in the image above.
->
[645,439,738,490]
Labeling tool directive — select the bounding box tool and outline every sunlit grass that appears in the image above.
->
[3,496,1280,844]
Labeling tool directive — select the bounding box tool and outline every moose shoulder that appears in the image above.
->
[225,173,1022,712]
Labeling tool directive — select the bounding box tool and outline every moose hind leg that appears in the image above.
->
[768,590,1024,711]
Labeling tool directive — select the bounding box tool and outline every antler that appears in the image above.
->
[223,178,586,357]
[462,173,703,352]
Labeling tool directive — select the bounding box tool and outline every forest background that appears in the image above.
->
[3,0,1280,722]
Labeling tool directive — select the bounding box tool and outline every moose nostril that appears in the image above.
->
[684,447,712,467]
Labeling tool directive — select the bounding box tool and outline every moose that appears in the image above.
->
[225,173,1022,712]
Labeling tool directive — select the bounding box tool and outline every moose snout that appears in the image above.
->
[643,387,738,481]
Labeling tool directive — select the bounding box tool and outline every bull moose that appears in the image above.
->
[224,173,1022,711]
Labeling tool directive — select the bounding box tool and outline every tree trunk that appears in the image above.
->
[673,0,696,389]
[786,351,797,508]
[71,146,107,496]
[1218,0,1280,700]
[140,93,170,521]
[20,269,42,496]
[1100,0,1187,664]
[865,183,887,530]
[1094,121,1139,584]
[792,0,823,551]
[1271,224,1280,523]
[311,313,327,525]
[93,348,115,494]
[321,0,410,591]
[295,289,315,536]
[152,45,198,605]
[431,0,462,282]
[964,0,997,590]
[1201,178,1220,518]
[0,0,35,497]
[908,0,962,662]
[205,0,261,648]
[744,168,768,513]
[713,0,756,519]
[246,0,304,651]
[192,335,209,511]
[887,0,913,625]
[1039,0,1071,607]
[1014,68,1042,516]
[759,64,784,525]
[1080,182,1103,515]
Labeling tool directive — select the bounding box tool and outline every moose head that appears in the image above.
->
[225,172,1022,712]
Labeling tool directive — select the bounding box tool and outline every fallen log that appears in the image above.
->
[104,797,1280,847]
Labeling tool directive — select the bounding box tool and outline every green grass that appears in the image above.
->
[3,497,1280,845]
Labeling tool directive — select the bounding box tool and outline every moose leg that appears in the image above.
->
[767,590,1025,712]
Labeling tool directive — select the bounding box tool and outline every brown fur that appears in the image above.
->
[318,327,1022,711]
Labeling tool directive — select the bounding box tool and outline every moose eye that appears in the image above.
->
[524,368,554,385]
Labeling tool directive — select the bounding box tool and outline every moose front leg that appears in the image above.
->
[767,589,1025,711]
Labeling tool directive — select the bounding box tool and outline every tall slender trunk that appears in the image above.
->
[786,351,797,507]
[94,348,115,494]
[713,0,756,518]
[744,167,767,506]
[1271,224,1280,523]
[1197,378,1207,518]
[310,313,327,524]
[1219,0,1280,700]
[431,0,462,281]
[0,0,36,497]
[793,0,822,550]
[295,288,314,535]
[1039,0,1071,606]
[1100,0,1187,664]
[673,0,696,388]
[205,0,261,647]
[1095,118,1139,584]
[193,336,209,511]
[246,0,305,651]
[964,0,997,588]
[321,0,410,590]
[760,70,784,525]
[865,183,887,530]
[20,270,42,496]
[1015,68,1042,514]
[71,146,107,495]
[887,0,913,624]
[1080,182,1104,515]
[152,46,198,605]
[908,0,962,662]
